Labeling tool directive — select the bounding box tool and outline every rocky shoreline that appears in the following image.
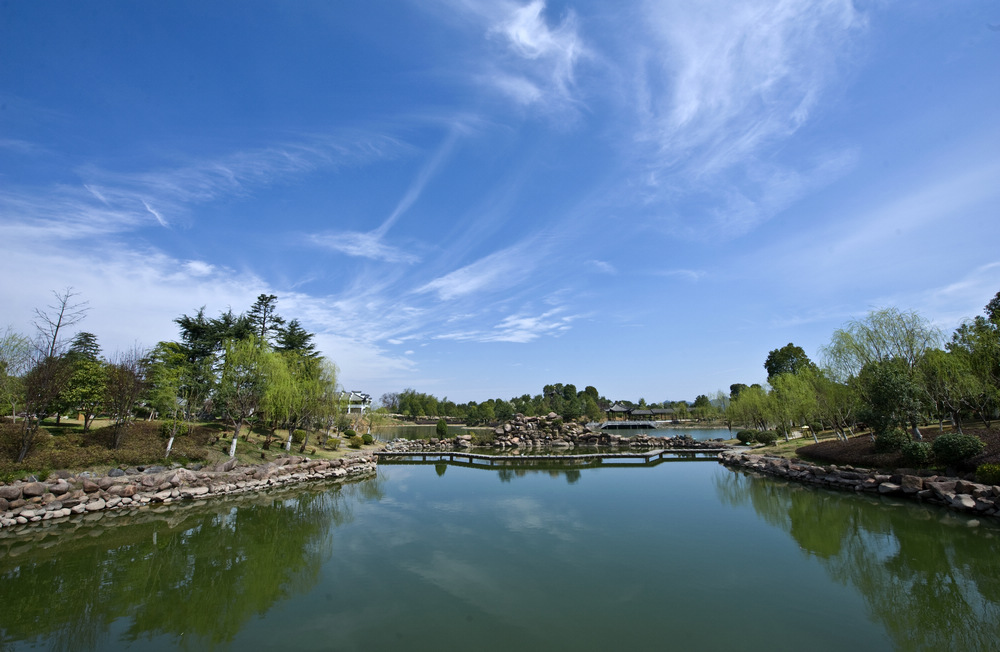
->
[387,412,731,452]
[0,453,376,532]
[719,450,1000,520]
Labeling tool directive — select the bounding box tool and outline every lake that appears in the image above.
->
[1,456,997,651]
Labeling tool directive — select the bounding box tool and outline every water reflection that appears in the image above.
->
[0,480,372,651]
[715,469,1000,650]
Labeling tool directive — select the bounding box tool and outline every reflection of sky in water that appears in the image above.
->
[3,462,998,651]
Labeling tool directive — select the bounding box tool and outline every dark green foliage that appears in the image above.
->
[764,343,816,380]
[755,430,779,446]
[436,418,448,437]
[932,433,985,466]
[874,429,910,453]
[976,463,1000,485]
[343,429,356,438]
[735,429,778,445]
[292,429,307,444]
[160,420,189,438]
[471,429,496,445]
[901,440,933,466]
[856,358,922,436]
[361,433,373,445]
[349,435,364,449]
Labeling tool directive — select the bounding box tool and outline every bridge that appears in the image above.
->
[375,448,727,470]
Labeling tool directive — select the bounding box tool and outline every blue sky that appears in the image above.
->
[2,1,998,404]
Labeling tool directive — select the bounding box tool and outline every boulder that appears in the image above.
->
[85,498,106,512]
[0,485,22,501]
[49,481,72,495]
[82,479,101,493]
[108,484,137,497]
[21,482,47,498]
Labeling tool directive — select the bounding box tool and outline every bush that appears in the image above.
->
[932,433,985,466]
[755,430,779,446]
[326,437,340,451]
[292,429,307,444]
[976,463,1000,485]
[874,429,910,453]
[361,433,373,445]
[349,435,364,449]
[901,440,933,466]
[159,421,189,438]
[736,429,757,445]
[343,429,356,439]
[436,418,449,438]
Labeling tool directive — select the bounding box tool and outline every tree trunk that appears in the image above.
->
[284,431,293,452]
[298,430,310,454]
[166,436,174,457]
[911,422,922,441]
[229,420,242,458]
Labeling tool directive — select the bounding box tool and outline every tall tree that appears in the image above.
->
[823,307,941,381]
[764,343,816,380]
[247,294,285,346]
[33,287,89,358]
[275,319,318,358]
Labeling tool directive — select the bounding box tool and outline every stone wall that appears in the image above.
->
[0,453,376,531]
[719,450,1000,520]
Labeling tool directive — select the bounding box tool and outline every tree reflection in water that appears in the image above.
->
[715,470,1000,650]
[0,478,372,651]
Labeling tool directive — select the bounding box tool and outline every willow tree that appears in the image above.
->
[217,336,280,457]
[823,307,940,439]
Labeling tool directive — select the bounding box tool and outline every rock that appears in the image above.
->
[900,475,923,493]
[108,468,126,477]
[949,494,976,510]
[108,484,136,497]
[221,458,238,472]
[21,482,47,498]
[49,481,72,495]
[98,477,117,490]
[82,479,100,493]
[0,497,7,512]
[0,485,22,501]
[85,498,106,512]
[878,483,901,495]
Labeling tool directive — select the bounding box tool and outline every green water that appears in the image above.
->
[1,460,997,651]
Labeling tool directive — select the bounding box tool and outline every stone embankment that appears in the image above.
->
[384,413,730,453]
[719,450,1000,519]
[0,453,376,531]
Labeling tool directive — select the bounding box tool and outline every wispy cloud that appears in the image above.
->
[588,260,616,274]
[439,0,588,114]
[436,307,576,343]
[416,242,536,300]
[656,269,705,282]
[309,129,461,263]
[629,0,866,236]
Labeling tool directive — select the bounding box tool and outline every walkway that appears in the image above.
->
[375,448,727,469]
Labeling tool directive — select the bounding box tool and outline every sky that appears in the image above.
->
[2,1,999,405]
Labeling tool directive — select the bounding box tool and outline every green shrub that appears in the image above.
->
[471,429,496,446]
[755,430,779,446]
[349,435,364,449]
[361,433,373,445]
[343,429,356,439]
[736,429,757,445]
[976,463,1000,485]
[901,440,933,466]
[327,437,341,451]
[932,433,985,466]
[436,418,449,438]
[292,429,308,444]
[160,421,189,438]
[874,429,910,453]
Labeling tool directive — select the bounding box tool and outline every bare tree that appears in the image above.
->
[33,287,89,359]
[104,347,149,449]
